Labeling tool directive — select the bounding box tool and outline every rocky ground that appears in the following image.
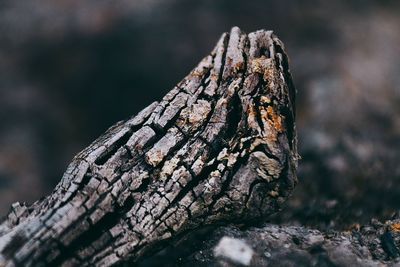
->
[0,0,399,266]
[137,219,400,267]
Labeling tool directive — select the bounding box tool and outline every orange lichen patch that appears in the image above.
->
[260,106,283,133]
[264,131,278,142]
[247,105,257,121]
[251,56,267,72]
[260,96,271,104]
[263,64,280,88]
[145,150,164,167]
[234,61,244,72]
[251,56,281,88]
[251,56,272,75]
[191,69,205,77]
[248,103,257,114]
[266,106,283,132]
[246,102,283,144]
[246,104,279,143]
[390,223,400,231]
[246,103,264,134]
[210,74,218,81]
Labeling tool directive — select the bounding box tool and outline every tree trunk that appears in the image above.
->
[0,27,298,266]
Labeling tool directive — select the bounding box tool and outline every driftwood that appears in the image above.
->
[0,27,298,266]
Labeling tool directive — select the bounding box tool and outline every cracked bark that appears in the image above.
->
[0,27,298,267]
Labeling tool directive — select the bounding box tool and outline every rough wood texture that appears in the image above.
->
[0,27,298,267]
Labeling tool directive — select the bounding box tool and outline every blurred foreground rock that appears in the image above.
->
[139,219,400,267]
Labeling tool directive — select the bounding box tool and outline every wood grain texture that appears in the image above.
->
[0,27,297,267]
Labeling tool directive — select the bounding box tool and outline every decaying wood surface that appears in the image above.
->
[0,27,298,266]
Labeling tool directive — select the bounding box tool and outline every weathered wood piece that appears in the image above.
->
[0,27,297,266]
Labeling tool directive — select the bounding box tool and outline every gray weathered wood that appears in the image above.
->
[0,27,298,267]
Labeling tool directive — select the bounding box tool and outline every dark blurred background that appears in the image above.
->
[0,0,399,230]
